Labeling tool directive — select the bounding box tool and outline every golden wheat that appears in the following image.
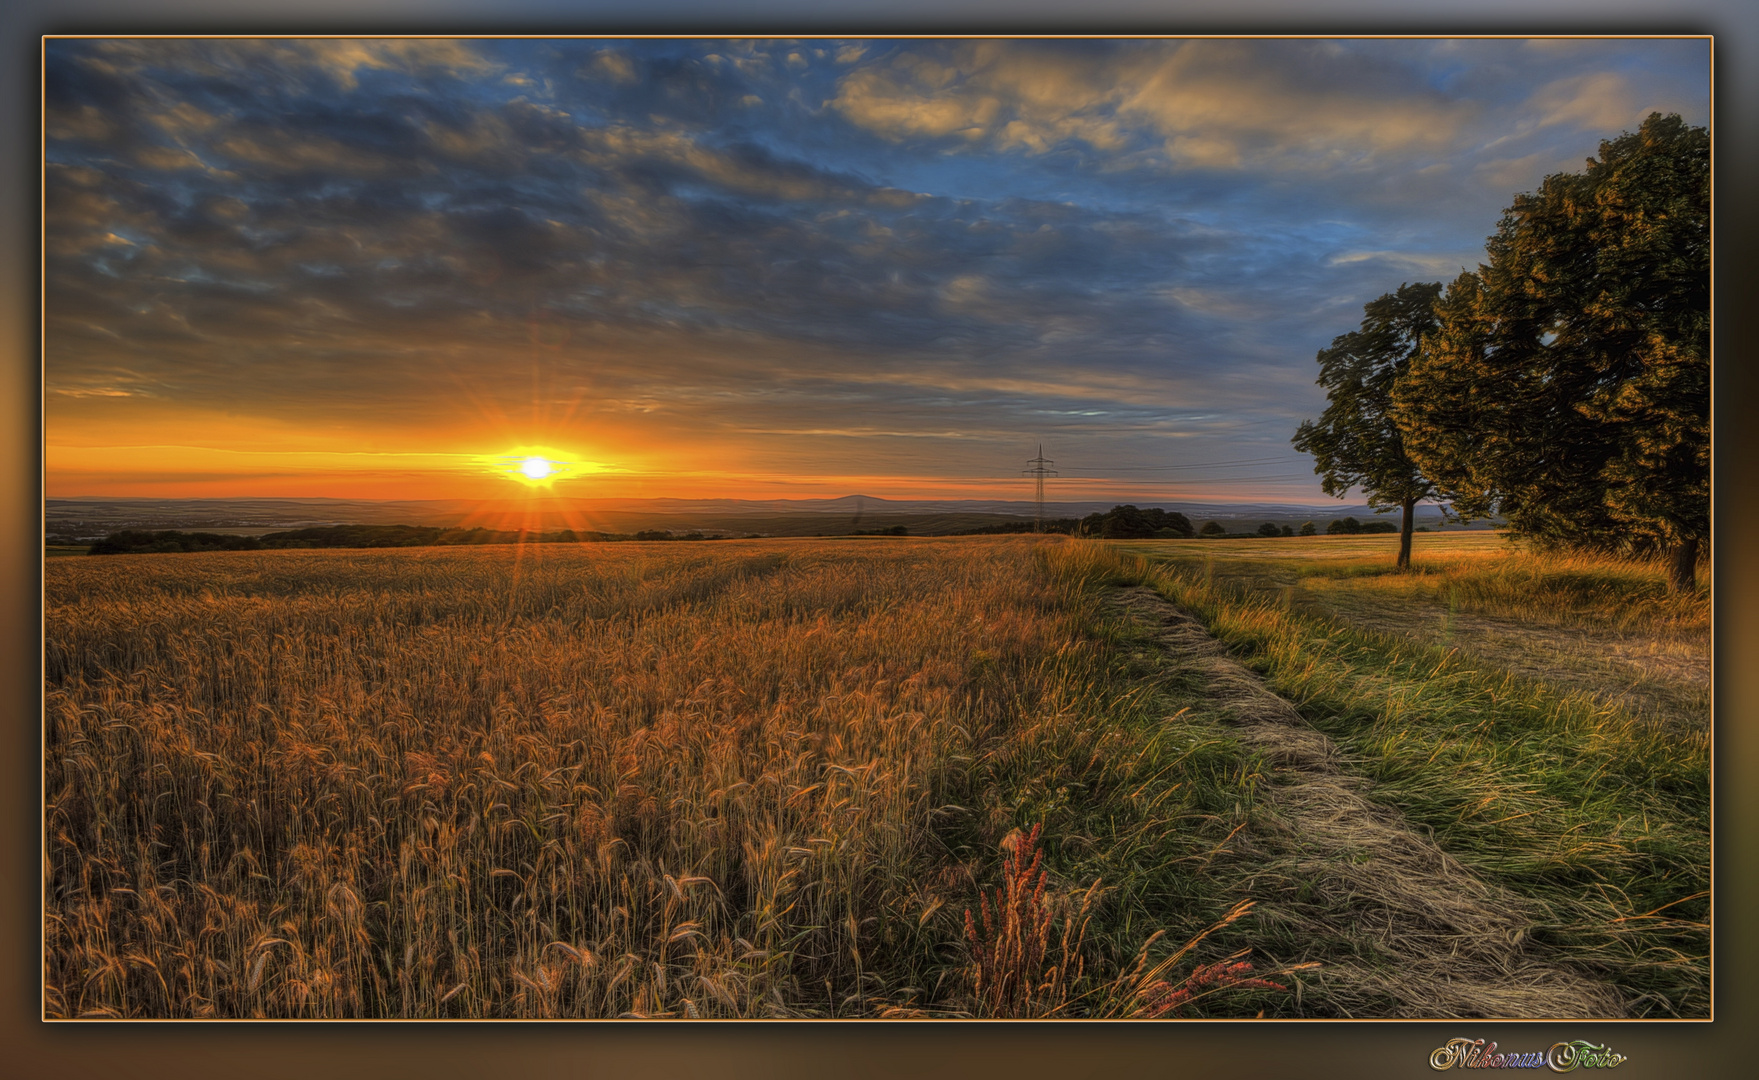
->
[47,538,1217,1019]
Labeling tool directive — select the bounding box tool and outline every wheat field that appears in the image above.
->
[44,538,1289,1019]
[49,534,1704,1020]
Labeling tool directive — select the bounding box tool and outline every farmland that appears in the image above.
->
[42,534,1709,1018]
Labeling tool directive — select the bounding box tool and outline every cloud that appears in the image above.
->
[1324,250,1478,277]
[1471,151,1586,194]
[40,37,1710,501]
[831,41,1471,174]
[46,103,117,143]
[832,63,1001,142]
[86,37,499,93]
[50,385,147,398]
[586,49,637,85]
[1528,71,1639,132]
[1161,285,1274,321]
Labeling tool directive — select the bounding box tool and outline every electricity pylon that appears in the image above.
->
[1023,445,1057,532]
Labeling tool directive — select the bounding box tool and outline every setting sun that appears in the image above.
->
[474,446,607,490]
[520,456,553,480]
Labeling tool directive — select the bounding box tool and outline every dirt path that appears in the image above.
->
[1107,585,1628,1019]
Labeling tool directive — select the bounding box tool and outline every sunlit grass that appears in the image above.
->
[1118,532,1708,636]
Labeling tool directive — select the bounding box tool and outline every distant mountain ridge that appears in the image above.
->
[46,494,1470,541]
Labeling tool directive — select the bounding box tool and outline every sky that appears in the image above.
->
[42,36,1711,505]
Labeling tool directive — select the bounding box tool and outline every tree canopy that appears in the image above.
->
[1080,505,1194,539]
[1293,281,1443,569]
[1392,113,1708,591]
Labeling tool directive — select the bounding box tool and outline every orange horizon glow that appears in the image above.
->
[42,468,1326,506]
[46,408,1324,506]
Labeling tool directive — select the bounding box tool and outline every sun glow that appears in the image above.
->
[476,446,613,489]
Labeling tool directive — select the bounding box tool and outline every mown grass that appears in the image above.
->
[1107,539,1710,1017]
[44,538,1297,1019]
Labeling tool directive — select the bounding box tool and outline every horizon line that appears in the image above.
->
[45,492,1427,510]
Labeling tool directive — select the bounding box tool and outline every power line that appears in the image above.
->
[1087,456,1299,472]
[1053,473,1309,484]
[916,471,1309,484]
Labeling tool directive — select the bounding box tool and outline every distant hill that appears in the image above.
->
[46,495,1485,542]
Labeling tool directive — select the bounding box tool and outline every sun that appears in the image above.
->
[477,446,600,489]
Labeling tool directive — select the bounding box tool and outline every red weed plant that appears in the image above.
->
[963,825,1306,1019]
[962,823,1095,1018]
[1112,899,1308,1019]
[1133,953,1290,1018]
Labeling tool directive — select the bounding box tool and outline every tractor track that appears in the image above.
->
[1107,585,1626,1019]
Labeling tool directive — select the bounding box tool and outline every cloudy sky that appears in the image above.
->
[43,36,1709,503]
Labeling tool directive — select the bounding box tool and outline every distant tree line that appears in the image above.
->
[1200,521,1304,539]
[85,514,1437,555]
[1323,517,1399,535]
[1071,507,1413,541]
[87,530,267,555]
[957,519,1080,536]
[1079,506,1194,539]
[83,524,713,554]
[1292,114,1707,590]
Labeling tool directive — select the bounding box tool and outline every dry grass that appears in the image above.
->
[43,538,1290,1019]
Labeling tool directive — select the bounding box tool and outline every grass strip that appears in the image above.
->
[1119,549,1708,1017]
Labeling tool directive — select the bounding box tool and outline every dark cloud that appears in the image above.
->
[44,37,1710,499]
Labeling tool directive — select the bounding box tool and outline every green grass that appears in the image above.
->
[1103,539,1709,1017]
[1119,532,1708,635]
[1116,533,1709,731]
[948,544,1303,1016]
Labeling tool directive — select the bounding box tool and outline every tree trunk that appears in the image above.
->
[1667,537,1700,594]
[1397,498,1416,571]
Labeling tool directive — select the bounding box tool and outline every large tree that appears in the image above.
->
[1293,281,1443,570]
[1392,113,1708,592]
